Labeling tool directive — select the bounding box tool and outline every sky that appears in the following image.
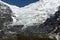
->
[2,0,39,7]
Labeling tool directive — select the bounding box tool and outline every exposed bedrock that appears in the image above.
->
[0,2,13,38]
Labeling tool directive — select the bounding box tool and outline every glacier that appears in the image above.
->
[0,0,60,30]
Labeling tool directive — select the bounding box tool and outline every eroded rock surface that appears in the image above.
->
[0,2,13,38]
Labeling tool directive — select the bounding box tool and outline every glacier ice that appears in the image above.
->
[0,0,60,32]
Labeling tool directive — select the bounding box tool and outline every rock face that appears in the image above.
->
[0,2,24,39]
[0,2,13,30]
[0,2,13,38]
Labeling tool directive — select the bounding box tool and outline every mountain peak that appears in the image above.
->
[0,0,60,40]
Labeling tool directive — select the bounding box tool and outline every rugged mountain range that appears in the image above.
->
[0,0,60,40]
